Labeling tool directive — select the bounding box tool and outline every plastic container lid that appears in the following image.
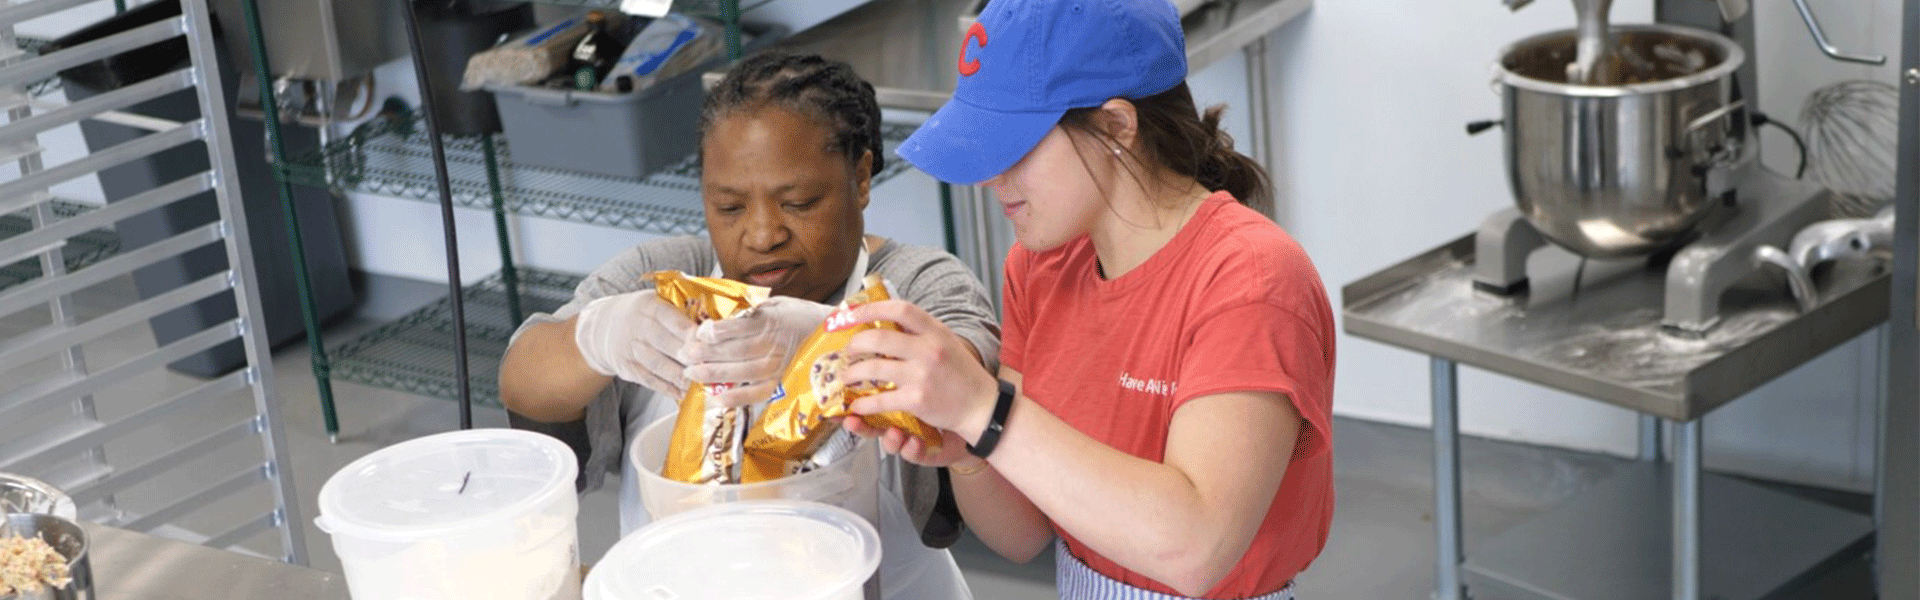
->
[317,428,577,542]
[584,500,881,600]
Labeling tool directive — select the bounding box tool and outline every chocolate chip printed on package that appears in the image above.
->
[743,275,943,483]
[650,271,768,485]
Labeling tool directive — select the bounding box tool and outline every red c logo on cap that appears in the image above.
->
[958,21,987,76]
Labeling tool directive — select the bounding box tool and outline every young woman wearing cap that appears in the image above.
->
[499,51,998,600]
[835,1,1335,598]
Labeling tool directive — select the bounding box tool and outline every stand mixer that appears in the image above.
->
[1340,5,1895,598]
[1471,0,1886,334]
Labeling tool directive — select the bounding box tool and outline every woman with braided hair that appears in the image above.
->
[501,50,992,600]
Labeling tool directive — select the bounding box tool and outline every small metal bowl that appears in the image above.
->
[0,475,75,521]
[1,513,92,600]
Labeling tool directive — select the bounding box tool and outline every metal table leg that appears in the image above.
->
[1640,414,1664,462]
[1673,419,1702,600]
[1432,357,1465,600]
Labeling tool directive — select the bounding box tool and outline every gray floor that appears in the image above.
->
[12,271,1880,599]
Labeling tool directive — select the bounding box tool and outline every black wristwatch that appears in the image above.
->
[967,379,1017,458]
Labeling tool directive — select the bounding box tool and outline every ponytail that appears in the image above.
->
[1194,104,1272,215]
[1060,82,1273,215]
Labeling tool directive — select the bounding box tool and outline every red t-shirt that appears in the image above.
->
[1000,192,1336,598]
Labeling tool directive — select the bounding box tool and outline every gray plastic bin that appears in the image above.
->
[491,68,708,179]
[488,24,779,179]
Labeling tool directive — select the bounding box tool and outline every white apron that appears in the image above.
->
[1056,542,1295,600]
[616,249,972,600]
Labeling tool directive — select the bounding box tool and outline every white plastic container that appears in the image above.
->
[629,415,879,525]
[316,428,582,600]
[583,500,880,600]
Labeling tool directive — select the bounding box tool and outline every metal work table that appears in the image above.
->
[83,522,347,599]
[1342,223,1886,599]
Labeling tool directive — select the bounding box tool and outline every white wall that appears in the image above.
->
[1260,0,1901,492]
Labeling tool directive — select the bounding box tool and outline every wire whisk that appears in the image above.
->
[1800,80,1898,217]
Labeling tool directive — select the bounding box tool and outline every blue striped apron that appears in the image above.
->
[1055,543,1295,600]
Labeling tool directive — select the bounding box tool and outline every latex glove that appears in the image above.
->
[572,290,697,398]
[678,295,834,407]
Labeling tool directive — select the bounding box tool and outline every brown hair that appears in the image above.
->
[1058,82,1272,215]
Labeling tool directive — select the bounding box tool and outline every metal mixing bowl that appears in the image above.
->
[1,513,92,600]
[0,475,75,522]
[1494,24,1747,258]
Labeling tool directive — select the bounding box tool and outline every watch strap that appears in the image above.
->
[967,379,1017,458]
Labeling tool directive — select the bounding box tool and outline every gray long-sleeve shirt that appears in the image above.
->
[507,235,999,540]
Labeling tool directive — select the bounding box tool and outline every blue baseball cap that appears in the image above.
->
[897,0,1188,185]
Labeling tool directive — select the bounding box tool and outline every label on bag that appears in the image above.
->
[620,0,672,17]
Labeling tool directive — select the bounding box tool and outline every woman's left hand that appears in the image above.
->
[840,417,977,468]
[679,296,833,407]
[835,299,1000,443]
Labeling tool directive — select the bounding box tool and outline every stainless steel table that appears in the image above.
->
[1343,230,1885,600]
[83,522,347,600]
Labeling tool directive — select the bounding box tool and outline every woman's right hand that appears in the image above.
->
[571,290,696,398]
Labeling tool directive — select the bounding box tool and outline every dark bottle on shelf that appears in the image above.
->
[566,10,624,91]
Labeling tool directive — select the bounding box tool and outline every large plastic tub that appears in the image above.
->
[487,24,779,179]
[316,429,582,600]
[583,500,879,600]
[489,68,702,179]
[629,415,880,525]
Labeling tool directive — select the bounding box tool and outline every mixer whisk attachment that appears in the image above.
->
[1800,80,1898,217]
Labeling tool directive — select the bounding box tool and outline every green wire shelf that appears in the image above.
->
[14,36,62,97]
[0,200,123,291]
[329,267,583,408]
[283,115,917,235]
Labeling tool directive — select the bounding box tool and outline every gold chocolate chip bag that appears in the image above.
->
[743,275,941,481]
[652,270,769,484]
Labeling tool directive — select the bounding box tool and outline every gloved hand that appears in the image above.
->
[572,290,697,398]
[679,295,834,407]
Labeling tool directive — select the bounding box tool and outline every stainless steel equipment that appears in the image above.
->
[0,474,75,521]
[1346,232,1886,600]
[80,522,346,600]
[1792,204,1895,270]
[2,513,93,600]
[1802,80,1899,217]
[1471,0,1892,333]
[0,0,308,564]
[1490,24,1746,260]
[1472,163,1841,333]
[1878,0,1919,594]
[1568,0,1614,83]
[1354,2,1902,600]
[206,0,405,83]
